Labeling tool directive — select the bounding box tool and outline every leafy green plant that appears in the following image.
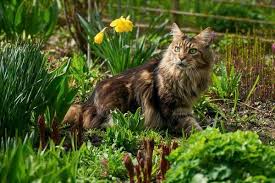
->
[44,58,78,125]
[0,0,58,40]
[194,95,225,120]
[165,128,275,183]
[68,53,103,101]
[111,108,145,132]
[78,144,127,181]
[211,63,241,99]
[0,42,49,137]
[79,13,166,75]
[105,108,145,152]
[0,135,80,183]
[0,41,78,138]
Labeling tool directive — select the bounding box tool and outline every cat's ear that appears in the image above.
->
[171,23,184,40]
[195,27,215,46]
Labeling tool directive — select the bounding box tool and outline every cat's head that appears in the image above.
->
[163,23,215,70]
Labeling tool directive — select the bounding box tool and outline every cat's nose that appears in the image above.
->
[180,58,187,62]
[177,58,188,67]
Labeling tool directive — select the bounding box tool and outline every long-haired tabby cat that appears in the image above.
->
[64,23,215,135]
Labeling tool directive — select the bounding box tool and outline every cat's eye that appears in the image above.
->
[188,48,198,54]
[174,46,180,52]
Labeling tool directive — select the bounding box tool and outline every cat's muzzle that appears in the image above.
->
[176,59,188,68]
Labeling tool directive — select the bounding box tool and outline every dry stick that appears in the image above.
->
[213,0,275,9]
[124,154,135,183]
[143,140,149,183]
[135,165,142,183]
[159,145,170,181]
[63,1,79,50]
[211,98,268,114]
[101,18,274,43]
[157,141,178,182]
[37,115,46,149]
[171,141,179,150]
[112,5,275,26]
[51,117,60,145]
[87,0,91,66]
[137,150,146,182]
[77,113,83,146]
[172,0,181,25]
[145,139,154,183]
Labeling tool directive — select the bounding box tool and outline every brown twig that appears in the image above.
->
[51,117,60,144]
[37,115,46,149]
[124,154,135,183]
[145,139,154,183]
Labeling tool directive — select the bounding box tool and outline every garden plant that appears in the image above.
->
[0,0,274,182]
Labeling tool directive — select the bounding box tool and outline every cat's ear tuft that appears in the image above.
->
[171,23,183,38]
[195,27,215,46]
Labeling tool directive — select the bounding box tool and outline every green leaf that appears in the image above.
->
[14,1,24,26]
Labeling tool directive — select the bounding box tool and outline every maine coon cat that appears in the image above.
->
[64,23,215,135]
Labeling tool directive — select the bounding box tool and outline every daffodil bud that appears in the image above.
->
[94,27,107,44]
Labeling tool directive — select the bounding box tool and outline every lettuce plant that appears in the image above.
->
[165,128,275,182]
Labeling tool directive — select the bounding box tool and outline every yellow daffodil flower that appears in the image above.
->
[94,27,107,44]
[110,16,133,33]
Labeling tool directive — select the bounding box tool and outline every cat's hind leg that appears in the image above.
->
[82,106,107,129]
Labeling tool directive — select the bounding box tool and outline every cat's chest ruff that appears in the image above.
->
[158,69,202,101]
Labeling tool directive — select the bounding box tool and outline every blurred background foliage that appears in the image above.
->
[0,0,274,182]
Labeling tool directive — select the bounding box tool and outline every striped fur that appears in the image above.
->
[63,23,215,135]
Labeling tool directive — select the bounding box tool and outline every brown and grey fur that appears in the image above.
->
[64,23,215,135]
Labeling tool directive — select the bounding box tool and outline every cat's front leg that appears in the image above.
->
[174,113,202,136]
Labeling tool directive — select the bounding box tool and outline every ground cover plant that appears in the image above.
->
[0,0,274,182]
[166,128,275,182]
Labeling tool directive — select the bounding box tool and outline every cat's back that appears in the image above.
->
[84,58,160,109]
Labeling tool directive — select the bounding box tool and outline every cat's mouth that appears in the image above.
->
[175,61,188,68]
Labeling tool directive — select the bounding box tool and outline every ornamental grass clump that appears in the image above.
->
[165,128,275,183]
[0,42,49,137]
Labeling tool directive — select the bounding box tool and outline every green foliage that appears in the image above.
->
[0,134,127,182]
[68,53,102,101]
[0,42,49,136]
[211,63,241,99]
[79,13,166,75]
[0,42,78,137]
[197,3,266,33]
[105,108,145,152]
[165,128,275,183]
[111,108,145,132]
[0,135,80,183]
[44,58,78,125]
[194,95,226,123]
[0,0,58,40]
[78,144,127,181]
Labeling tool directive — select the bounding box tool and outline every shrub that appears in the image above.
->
[0,135,80,183]
[0,42,49,137]
[0,0,58,40]
[198,4,265,33]
[165,128,275,182]
[0,42,78,138]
